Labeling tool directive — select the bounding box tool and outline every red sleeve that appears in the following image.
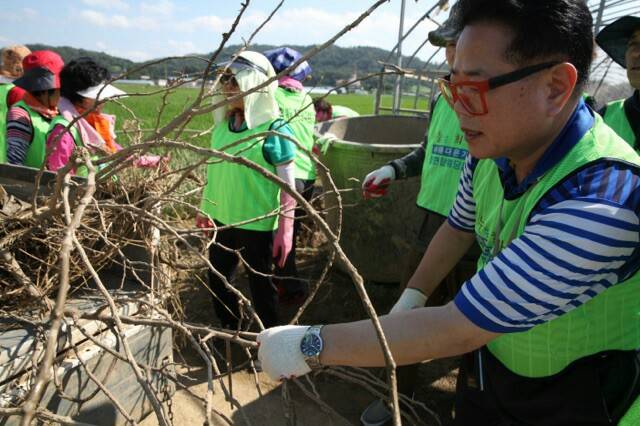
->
[7,86,25,107]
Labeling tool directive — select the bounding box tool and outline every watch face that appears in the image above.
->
[300,332,323,357]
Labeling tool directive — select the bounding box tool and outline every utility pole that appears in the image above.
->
[594,0,607,33]
[392,0,406,114]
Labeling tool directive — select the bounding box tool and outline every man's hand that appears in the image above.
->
[390,287,428,314]
[257,325,312,381]
[362,165,395,199]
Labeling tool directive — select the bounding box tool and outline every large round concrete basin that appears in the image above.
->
[315,115,428,283]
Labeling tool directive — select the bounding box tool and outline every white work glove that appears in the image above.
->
[362,165,396,199]
[257,325,311,381]
[389,288,427,314]
[315,132,340,155]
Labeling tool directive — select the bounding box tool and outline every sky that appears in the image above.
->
[1,0,448,62]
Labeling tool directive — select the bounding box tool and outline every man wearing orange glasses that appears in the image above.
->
[257,1,640,424]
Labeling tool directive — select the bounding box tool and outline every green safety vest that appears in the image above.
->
[0,84,14,163]
[201,119,281,232]
[416,96,467,215]
[46,115,96,177]
[603,99,636,149]
[274,87,316,180]
[14,100,52,169]
[473,114,640,378]
[620,396,640,425]
[331,105,359,118]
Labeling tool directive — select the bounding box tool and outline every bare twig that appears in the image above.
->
[20,151,98,425]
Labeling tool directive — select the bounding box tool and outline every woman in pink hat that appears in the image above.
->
[6,50,64,168]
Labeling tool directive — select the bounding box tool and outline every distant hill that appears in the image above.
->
[26,44,135,76]
[25,43,437,90]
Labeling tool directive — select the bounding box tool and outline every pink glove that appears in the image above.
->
[273,191,296,268]
[133,154,169,169]
[195,213,213,236]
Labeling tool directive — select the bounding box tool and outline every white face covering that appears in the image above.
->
[212,51,280,129]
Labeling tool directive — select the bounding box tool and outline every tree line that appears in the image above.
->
[26,43,437,90]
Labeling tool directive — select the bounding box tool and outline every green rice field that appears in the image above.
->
[105,84,429,147]
[103,84,430,171]
[100,84,432,218]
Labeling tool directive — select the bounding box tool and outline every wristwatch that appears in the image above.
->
[300,325,324,369]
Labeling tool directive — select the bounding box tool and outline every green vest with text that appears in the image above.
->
[0,84,14,163]
[201,119,280,232]
[274,87,316,180]
[603,99,636,149]
[416,96,468,216]
[46,116,95,177]
[16,101,52,169]
[473,115,640,378]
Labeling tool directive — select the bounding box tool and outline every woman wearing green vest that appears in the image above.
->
[6,50,64,168]
[197,51,297,329]
[257,1,640,424]
[362,1,471,294]
[359,5,480,424]
[45,57,136,176]
[263,46,315,305]
[0,45,30,163]
[596,16,640,150]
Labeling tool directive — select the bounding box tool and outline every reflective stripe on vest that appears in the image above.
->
[473,115,640,378]
[603,99,636,149]
[0,84,14,163]
[416,96,468,215]
[15,100,52,169]
[274,87,316,180]
[200,119,280,231]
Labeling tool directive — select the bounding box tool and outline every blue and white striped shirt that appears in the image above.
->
[449,104,640,333]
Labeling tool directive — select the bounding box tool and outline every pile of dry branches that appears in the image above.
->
[0,172,164,315]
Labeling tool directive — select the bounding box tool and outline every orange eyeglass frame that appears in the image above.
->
[438,61,560,116]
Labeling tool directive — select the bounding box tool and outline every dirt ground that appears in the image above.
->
[142,253,459,426]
